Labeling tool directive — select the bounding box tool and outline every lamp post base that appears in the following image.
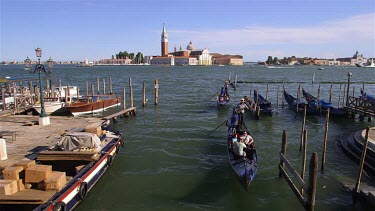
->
[38,116,50,126]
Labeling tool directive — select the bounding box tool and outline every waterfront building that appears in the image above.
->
[150,56,174,65]
[328,59,340,66]
[174,56,198,66]
[314,59,329,66]
[96,58,132,65]
[211,54,243,65]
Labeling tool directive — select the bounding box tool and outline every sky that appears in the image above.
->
[1,0,374,62]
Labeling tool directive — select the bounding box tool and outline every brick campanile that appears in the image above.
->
[161,23,168,56]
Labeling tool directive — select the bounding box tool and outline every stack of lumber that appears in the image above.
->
[0,160,67,202]
[37,151,99,161]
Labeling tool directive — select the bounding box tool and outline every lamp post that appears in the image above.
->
[25,47,53,126]
[346,72,352,107]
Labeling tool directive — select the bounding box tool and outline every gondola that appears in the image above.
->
[302,89,347,117]
[226,111,258,190]
[283,90,320,115]
[217,86,230,106]
[253,90,272,116]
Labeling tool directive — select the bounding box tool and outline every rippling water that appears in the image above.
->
[1,64,375,210]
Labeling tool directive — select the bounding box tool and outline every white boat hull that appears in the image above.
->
[33,101,65,115]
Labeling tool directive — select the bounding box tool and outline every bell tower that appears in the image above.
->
[161,23,168,56]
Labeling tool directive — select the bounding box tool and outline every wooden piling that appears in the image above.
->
[109,77,113,94]
[301,129,308,196]
[103,78,106,94]
[279,130,287,178]
[142,82,146,107]
[317,85,321,110]
[307,152,318,211]
[1,88,5,110]
[123,87,126,110]
[342,84,346,107]
[321,108,330,171]
[86,81,89,97]
[276,85,280,113]
[91,83,94,97]
[352,127,370,204]
[58,79,61,88]
[297,84,300,113]
[362,83,365,93]
[300,105,307,151]
[77,86,80,100]
[129,77,133,108]
[256,86,259,106]
[282,82,285,109]
[266,83,269,100]
[97,78,100,94]
[329,85,333,103]
[155,79,159,105]
[234,75,237,90]
[352,86,355,98]
[250,83,253,96]
[338,84,342,108]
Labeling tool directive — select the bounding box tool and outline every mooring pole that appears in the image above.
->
[142,82,146,107]
[317,85,321,111]
[276,85,280,113]
[352,127,370,205]
[129,77,133,108]
[296,84,300,113]
[282,82,285,109]
[279,130,287,178]
[155,79,159,105]
[97,77,100,94]
[321,108,330,171]
[307,152,318,211]
[91,83,94,97]
[346,72,352,107]
[103,78,106,95]
[109,77,113,95]
[329,85,333,103]
[86,81,89,97]
[338,84,342,108]
[300,105,307,151]
[301,129,308,196]
[266,83,269,100]
[123,87,126,110]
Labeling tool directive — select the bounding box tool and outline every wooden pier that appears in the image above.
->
[346,96,375,119]
[102,107,136,122]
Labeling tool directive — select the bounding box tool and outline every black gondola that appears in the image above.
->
[253,90,272,116]
[283,89,320,115]
[302,89,346,117]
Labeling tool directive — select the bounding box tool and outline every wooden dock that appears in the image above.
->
[102,107,136,122]
[347,96,375,119]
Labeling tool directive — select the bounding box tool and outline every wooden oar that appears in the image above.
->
[208,90,220,100]
[208,119,228,135]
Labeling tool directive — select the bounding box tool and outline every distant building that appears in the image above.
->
[212,54,243,65]
[174,56,198,66]
[328,59,340,66]
[96,58,132,65]
[150,56,174,65]
[314,59,329,66]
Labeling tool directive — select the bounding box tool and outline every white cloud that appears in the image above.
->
[168,13,375,60]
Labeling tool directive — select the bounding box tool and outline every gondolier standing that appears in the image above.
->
[236,98,249,130]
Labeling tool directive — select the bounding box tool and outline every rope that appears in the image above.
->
[305,119,325,127]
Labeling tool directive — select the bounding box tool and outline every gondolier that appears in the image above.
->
[236,98,249,129]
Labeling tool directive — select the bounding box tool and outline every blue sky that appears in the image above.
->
[1,0,374,62]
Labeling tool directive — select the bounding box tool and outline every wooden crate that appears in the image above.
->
[0,180,18,196]
[44,171,66,191]
[25,165,52,183]
[2,166,24,180]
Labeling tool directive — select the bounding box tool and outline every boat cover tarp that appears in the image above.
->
[57,132,101,151]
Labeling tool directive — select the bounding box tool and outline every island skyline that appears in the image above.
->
[1,0,374,62]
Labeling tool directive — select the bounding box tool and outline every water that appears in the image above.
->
[1,64,375,210]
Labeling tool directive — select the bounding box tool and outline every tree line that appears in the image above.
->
[265,56,314,65]
[112,51,144,64]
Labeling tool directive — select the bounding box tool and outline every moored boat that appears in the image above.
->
[302,89,346,117]
[283,90,319,115]
[32,100,65,115]
[217,86,230,106]
[0,124,124,211]
[65,95,120,116]
[253,90,272,116]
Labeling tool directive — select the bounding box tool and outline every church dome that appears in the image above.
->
[186,41,195,51]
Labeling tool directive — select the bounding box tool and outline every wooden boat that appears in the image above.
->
[0,124,124,211]
[302,89,346,117]
[283,90,319,115]
[253,90,272,116]
[32,100,65,115]
[217,87,230,106]
[242,96,260,120]
[65,95,120,116]
[226,113,258,190]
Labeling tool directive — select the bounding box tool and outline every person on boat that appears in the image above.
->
[236,98,249,129]
[242,131,253,146]
[233,137,247,158]
[228,110,239,134]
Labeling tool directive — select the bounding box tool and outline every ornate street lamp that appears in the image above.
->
[26,47,51,125]
[346,72,352,107]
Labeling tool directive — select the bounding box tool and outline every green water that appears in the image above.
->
[1,64,375,210]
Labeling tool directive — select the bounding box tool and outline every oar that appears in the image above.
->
[208,119,228,135]
[208,90,220,100]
